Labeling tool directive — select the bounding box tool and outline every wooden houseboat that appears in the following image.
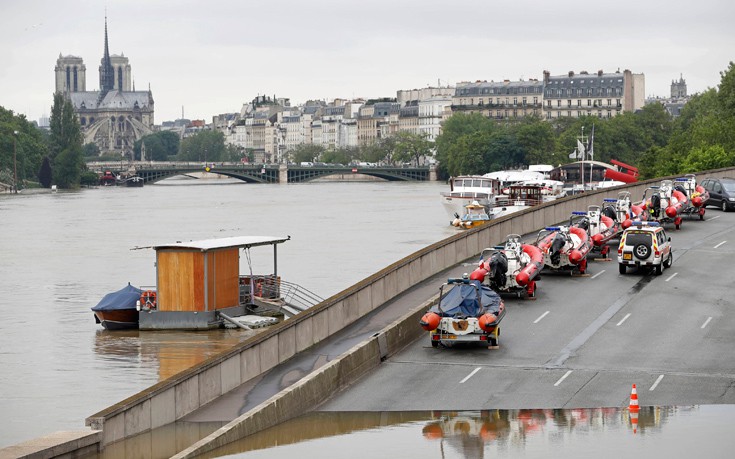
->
[138,235,291,330]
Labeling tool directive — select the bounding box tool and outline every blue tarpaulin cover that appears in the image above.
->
[428,280,502,318]
[91,283,143,311]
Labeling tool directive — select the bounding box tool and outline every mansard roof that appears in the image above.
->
[544,72,625,98]
[455,79,543,96]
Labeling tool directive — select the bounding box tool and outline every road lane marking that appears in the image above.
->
[709,215,721,221]
[533,311,550,324]
[714,241,727,249]
[701,317,713,329]
[649,374,664,391]
[591,270,605,279]
[665,272,678,282]
[460,367,482,384]
[616,313,631,326]
[554,370,573,386]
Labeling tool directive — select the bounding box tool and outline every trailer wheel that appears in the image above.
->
[431,339,439,348]
[618,263,626,274]
[527,281,536,298]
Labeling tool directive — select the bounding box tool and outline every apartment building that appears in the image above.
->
[542,69,645,119]
[452,79,544,119]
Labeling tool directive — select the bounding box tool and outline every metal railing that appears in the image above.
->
[239,275,324,313]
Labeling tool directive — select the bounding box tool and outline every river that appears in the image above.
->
[0,178,454,448]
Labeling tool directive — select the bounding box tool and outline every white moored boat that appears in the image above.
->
[440,175,500,219]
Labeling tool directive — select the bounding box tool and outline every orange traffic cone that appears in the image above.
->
[629,384,640,412]
[630,410,639,434]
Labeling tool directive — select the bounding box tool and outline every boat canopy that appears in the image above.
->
[91,283,142,312]
[429,280,502,318]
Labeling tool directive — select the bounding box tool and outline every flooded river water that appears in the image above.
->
[0,178,453,448]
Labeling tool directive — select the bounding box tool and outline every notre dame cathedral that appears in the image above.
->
[54,18,154,158]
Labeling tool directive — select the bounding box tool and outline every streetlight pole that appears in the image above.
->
[13,130,18,194]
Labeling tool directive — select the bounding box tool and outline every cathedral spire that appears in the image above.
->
[99,15,115,97]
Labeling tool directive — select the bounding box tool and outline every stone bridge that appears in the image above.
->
[87,162,436,184]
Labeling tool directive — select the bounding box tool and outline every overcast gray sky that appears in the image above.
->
[1,0,734,123]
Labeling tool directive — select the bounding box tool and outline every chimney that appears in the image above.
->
[543,70,550,84]
[597,69,603,76]
[568,71,574,77]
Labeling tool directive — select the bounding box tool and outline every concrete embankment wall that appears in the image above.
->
[13,169,726,458]
[83,169,729,448]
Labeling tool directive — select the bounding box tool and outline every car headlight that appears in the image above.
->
[729,197,735,202]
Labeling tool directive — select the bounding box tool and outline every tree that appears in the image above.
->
[682,145,735,172]
[290,143,325,164]
[38,156,52,188]
[1,106,48,188]
[54,147,82,188]
[48,93,84,188]
[392,131,433,165]
[134,131,180,161]
[513,117,556,165]
[178,130,226,162]
[82,143,100,157]
[321,147,353,165]
[718,61,735,115]
[435,113,497,177]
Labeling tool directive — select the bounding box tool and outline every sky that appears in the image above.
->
[1,0,734,124]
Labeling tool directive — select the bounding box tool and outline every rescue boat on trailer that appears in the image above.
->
[674,174,708,221]
[570,205,620,258]
[420,276,505,349]
[642,180,688,229]
[614,191,647,229]
[535,225,591,274]
[470,234,543,298]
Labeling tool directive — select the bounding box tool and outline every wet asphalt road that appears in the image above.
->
[320,209,735,411]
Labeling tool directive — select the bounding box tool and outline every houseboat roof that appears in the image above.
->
[150,235,290,252]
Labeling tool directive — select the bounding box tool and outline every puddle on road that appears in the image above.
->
[205,406,735,459]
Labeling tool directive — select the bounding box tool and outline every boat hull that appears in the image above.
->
[93,309,139,330]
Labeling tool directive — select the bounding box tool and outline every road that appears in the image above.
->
[320,210,735,411]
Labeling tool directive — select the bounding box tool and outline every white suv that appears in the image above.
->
[617,222,673,275]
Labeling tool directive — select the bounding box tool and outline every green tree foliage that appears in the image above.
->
[38,156,52,188]
[82,143,100,157]
[49,93,84,188]
[435,113,497,177]
[54,147,83,188]
[290,143,325,164]
[321,147,354,165]
[1,107,48,189]
[392,131,433,165]
[681,144,735,172]
[134,131,180,161]
[513,116,557,165]
[178,130,226,162]
[718,61,735,114]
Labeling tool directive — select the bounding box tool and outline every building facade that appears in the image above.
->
[55,18,154,158]
[541,69,644,119]
[452,79,544,120]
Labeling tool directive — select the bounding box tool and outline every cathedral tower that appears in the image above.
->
[55,55,86,94]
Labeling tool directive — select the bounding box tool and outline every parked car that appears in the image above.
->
[700,177,735,212]
[617,221,672,275]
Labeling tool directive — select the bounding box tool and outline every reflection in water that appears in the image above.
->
[93,328,260,382]
[200,406,735,459]
[98,421,226,459]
